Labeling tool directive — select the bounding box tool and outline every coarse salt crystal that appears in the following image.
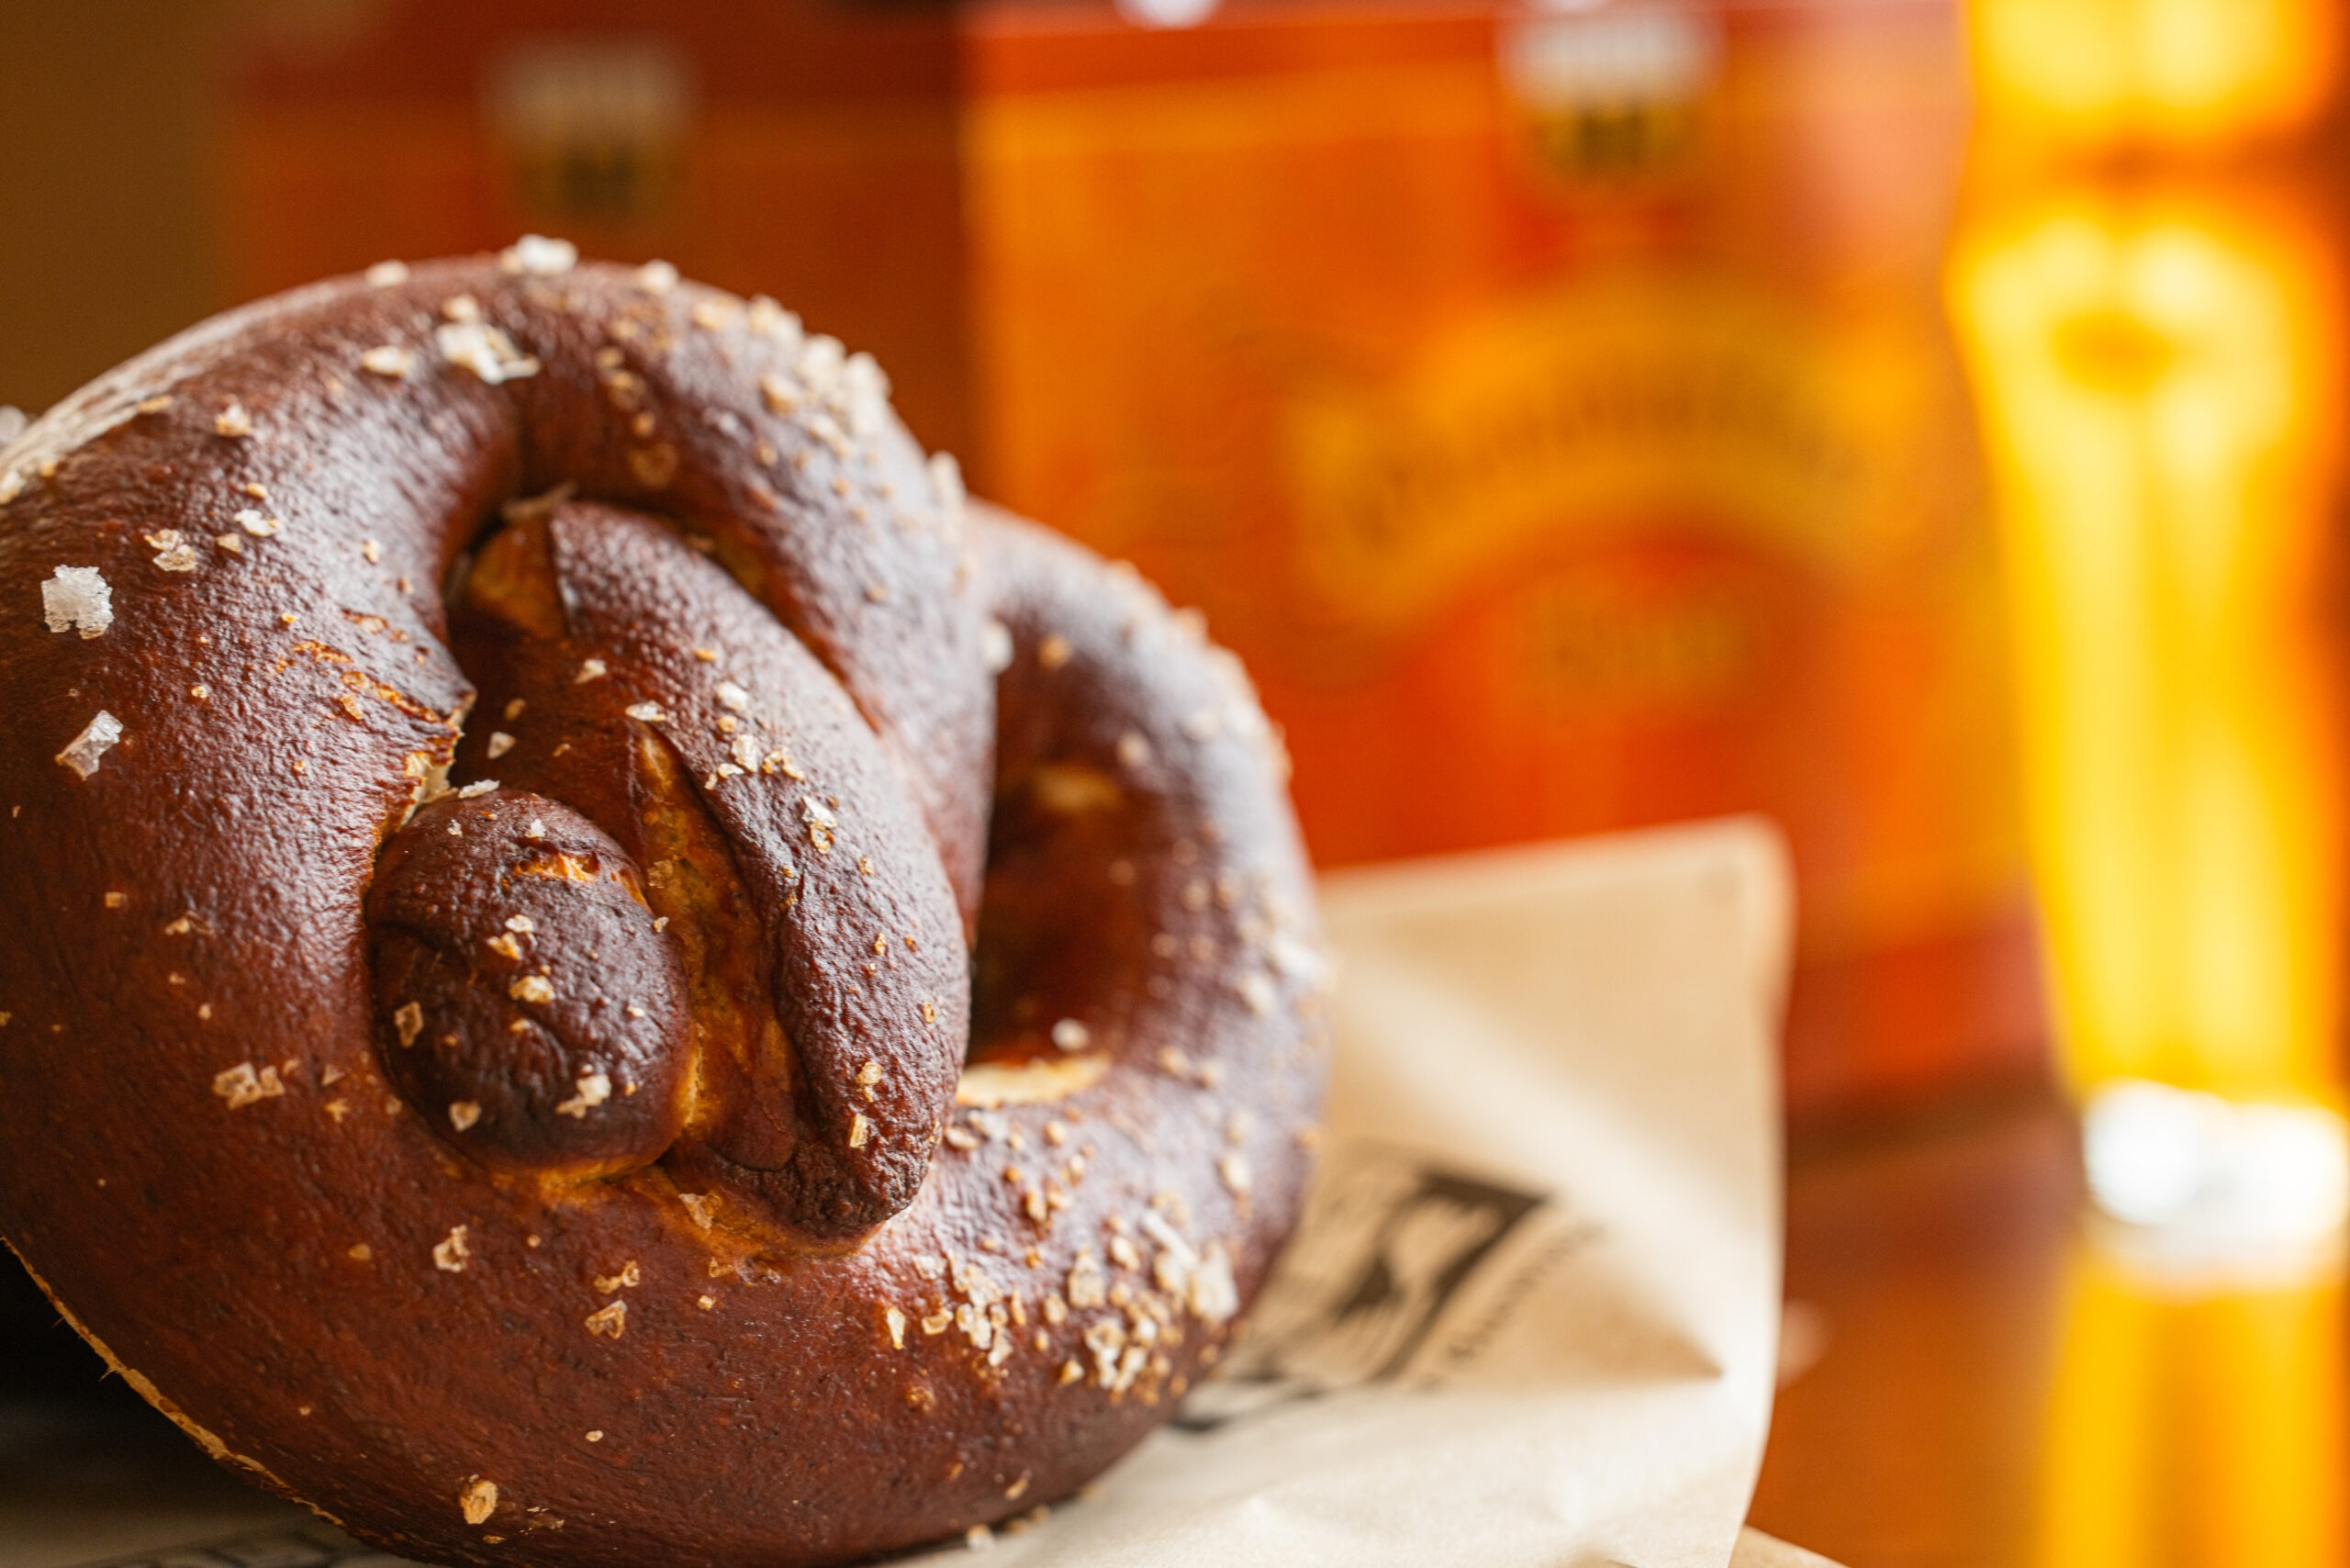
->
[1067,1251,1107,1309]
[746,296,801,346]
[145,530,197,572]
[501,234,577,275]
[364,260,409,286]
[843,352,891,437]
[714,680,750,712]
[436,320,541,385]
[799,333,845,389]
[555,1070,611,1118]
[55,711,122,778]
[455,779,498,799]
[1236,971,1277,1014]
[212,1061,285,1109]
[636,259,679,294]
[41,566,111,639]
[360,346,413,378]
[929,451,966,511]
[758,374,800,414]
[980,619,1013,674]
[1267,930,1326,986]
[215,403,252,438]
[1190,1244,1239,1322]
[622,701,667,723]
[434,1226,470,1272]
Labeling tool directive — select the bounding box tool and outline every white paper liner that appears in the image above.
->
[900,815,1813,1568]
[23,819,1840,1568]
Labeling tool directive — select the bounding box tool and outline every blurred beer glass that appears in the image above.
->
[1956,12,2350,1558]
[1953,0,2350,1244]
[1970,0,2341,149]
[2033,1234,2347,1565]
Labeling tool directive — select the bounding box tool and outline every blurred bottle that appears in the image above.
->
[1953,0,2350,1237]
[960,0,2038,1127]
[218,0,2036,1125]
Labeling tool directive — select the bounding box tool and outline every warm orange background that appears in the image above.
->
[214,0,2042,1122]
[957,0,2040,1117]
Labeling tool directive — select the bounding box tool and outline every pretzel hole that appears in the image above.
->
[458,515,567,641]
[1025,765,1123,816]
[968,742,1154,1086]
[957,1055,1110,1108]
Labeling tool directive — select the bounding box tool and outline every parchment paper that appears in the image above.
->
[17,818,1838,1568]
[902,816,1804,1568]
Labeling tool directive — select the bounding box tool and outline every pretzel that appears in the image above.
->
[0,244,1327,1565]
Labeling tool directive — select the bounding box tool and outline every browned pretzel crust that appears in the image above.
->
[0,247,1327,1566]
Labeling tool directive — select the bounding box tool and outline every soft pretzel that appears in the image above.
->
[0,244,1327,1565]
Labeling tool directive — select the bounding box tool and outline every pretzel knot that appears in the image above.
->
[0,248,1328,1565]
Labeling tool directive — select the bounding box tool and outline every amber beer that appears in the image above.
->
[220,0,2037,1122]
[1954,0,2350,1124]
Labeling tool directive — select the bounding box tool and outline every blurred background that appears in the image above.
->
[0,0,2344,1563]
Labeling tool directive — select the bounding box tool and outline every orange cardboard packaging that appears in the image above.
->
[222,0,2042,1120]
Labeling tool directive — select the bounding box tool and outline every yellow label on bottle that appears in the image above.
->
[1284,271,1940,636]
